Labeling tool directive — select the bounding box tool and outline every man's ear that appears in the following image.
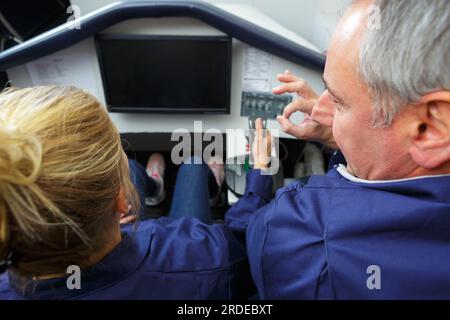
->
[409,91,450,169]
[115,188,129,214]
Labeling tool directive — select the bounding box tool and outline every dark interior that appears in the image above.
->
[121,132,332,221]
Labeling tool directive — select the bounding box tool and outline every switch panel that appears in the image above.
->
[241,91,293,120]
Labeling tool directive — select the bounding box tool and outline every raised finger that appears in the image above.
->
[283,98,316,119]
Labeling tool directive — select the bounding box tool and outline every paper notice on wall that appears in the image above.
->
[26,54,98,93]
[243,47,272,92]
[27,56,74,85]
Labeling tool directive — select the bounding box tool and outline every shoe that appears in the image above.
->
[145,153,165,206]
[207,156,225,207]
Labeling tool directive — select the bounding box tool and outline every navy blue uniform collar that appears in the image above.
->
[9,225,152,300]
[328,165,450,201]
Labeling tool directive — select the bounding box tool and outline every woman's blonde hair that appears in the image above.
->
[0,86,139,276]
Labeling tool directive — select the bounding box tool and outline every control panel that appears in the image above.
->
[241,91,293,121]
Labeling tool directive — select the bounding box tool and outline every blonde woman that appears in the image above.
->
[0,86,268,299]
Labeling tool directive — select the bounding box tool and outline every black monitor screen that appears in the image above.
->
[96,35,231,113]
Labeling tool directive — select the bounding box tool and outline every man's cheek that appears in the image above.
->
[332,122,345,151]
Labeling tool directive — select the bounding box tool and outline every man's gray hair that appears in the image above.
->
[359,0,450,127]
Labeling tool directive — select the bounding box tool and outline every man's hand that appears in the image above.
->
[273,70,337,149]
[252,118,272,170]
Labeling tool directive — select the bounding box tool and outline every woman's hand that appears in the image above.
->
[273,70,337,149]
[252,118,272,170]
[119,204,137,225]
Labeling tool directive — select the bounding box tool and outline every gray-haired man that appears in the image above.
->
[227,0,450,299]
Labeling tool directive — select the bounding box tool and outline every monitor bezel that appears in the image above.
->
[95,34,232,114]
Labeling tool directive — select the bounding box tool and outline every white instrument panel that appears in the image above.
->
[6,16,324,139]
